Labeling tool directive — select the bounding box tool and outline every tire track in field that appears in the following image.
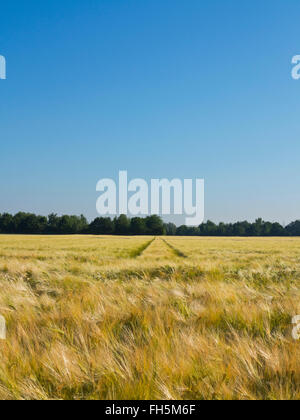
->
[161,239,188,258]
[140,236,175,260]
[129,238,155,258]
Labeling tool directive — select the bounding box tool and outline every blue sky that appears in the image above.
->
[1,0,300,224]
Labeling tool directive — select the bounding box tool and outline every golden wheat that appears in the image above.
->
[0,235,299,400]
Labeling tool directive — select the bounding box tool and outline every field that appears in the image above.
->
[0,235,299,400]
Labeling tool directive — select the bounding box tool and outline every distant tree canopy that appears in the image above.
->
[0,213,298,236]
[114,215,131,235]
[0,212,89,235]
[89,217,114,235]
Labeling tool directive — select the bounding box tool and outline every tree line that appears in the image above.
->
[0,213,165,235]
[0,212,300,236]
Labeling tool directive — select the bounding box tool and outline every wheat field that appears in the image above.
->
[0,235,299,400]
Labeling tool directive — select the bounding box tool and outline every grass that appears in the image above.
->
[0,235,299,400]
[129,238,155,258]
[162,238,187,258]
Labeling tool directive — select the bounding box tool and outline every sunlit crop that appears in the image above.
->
[0,235,299,400]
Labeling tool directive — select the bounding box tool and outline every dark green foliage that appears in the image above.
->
[130,217,147,235]
[0,213,298,236]
[114,215,130,235]
[164,223,177,236]
[89,217,114,235]
[145,215,165,235]
[0,213,88,235]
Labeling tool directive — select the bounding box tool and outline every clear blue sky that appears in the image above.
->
[1,0,300,224]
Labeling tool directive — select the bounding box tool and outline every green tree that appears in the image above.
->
[89,217,114,235]
[164,223,177,236]
[115,215,130,235]
[145,215,165,235]
[130,218,146,235]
